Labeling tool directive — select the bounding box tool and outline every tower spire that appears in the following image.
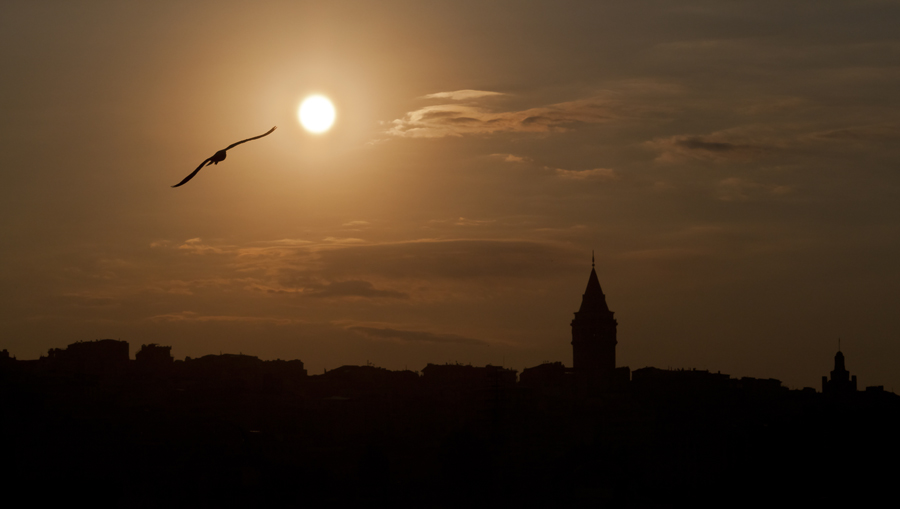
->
[571,255,617,376]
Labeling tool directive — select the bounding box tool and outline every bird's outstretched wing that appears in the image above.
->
[225,126,277,150]
[172,158,213,188]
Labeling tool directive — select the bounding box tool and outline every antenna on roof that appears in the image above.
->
[592,250,595,268]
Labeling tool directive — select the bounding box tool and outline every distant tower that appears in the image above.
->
[571,252,618,375]
[822,346,857,394]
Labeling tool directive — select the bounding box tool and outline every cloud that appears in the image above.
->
[618,247,707,261]
[739,97,807,115]
[49,294,120,308]
[148,311,294,325]
[318,239,580,280]
[321,237,366,244]
[676,137,744,152]
[308,280,408,300]
[716,177,791,202]
[145,237,581,303]
[146,280,196,295]
[423,90,504,101]
[388,98,615,138]
[452,217,494,226]
[554,168,618,180]
[647,134,763,162]
[387,81,680,139]
[364,137,390,147]
[802,124,900,143]
[268,238,314,246]
[491,153,528,163]
[342,220,370,227]
[244,271,408,300]
[348,326,488,346]
[178,238,228,255]
[649,122,900,163]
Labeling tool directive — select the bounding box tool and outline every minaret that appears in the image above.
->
[822,345,857,394]
[571,252,618,375]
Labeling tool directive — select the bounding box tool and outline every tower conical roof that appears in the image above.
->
[578,266,610,314]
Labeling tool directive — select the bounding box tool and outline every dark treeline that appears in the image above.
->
[1,340,897,507]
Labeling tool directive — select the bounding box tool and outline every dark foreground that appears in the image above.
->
[3,361,897,508]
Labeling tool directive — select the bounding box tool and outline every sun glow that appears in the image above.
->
[298,95,336,133]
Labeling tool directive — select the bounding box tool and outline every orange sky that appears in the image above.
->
[2,1,899,390]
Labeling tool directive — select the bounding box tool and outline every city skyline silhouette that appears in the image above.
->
[3,257,887,392]
[2,2,899,504]
[2,261,896,506]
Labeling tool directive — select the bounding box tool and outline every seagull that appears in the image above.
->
[172,126,277,188]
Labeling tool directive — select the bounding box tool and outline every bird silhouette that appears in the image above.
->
[172,126,277,188]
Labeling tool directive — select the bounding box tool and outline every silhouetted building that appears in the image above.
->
[135,343,174,368]
[735,376,784,393]
[519,361,569,390]
[422,363,517,391]
[0,349,13,377]
[632,367,731,394]
[571,254,627,388]
[571,254,617,373]
[263,359,308,379]
[314,364,418,398]
[42,339,129,375]
[175,353,307,394]
[631,368,785,396]
[822,349,857,393]
[184,352,263,373]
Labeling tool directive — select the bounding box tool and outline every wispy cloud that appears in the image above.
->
[348,326,488,345]
[49,294,120,308]
[308,280,409,300]
[617,247,707,261]
[178,238,228,255]
[647,122,900,164]
[452,217,495,226]
[716,177,791,202]
[554,168,618,180]
[647,134,764,163]
[388,98,615,138]
[268,238,314,246]
[387,81,679,139]
[314,240,581,286]
[423,90,504,101]
[145,237,581,303]
[491,153,529,163]
[148,311,295,325]
[321,237,367,244]
[802,124,900,143]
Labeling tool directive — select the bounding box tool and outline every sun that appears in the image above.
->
[298,95,336,133]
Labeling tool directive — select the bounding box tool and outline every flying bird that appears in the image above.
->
[172,126,277,188]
